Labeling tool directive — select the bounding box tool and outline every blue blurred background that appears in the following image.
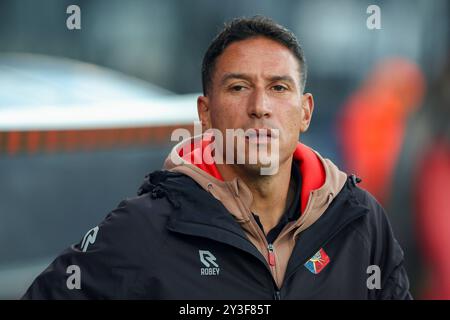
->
[0,0,449,299]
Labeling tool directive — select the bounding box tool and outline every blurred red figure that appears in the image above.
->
[338,58,425,204]
[412,59,450,299]
[415,141,450,299]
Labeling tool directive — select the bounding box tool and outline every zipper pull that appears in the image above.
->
[268,243,276,266]
[273,290,281,300]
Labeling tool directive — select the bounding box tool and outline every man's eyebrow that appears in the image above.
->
[220,73,253,85]
[220,73,297,86]
[267,75,296,85]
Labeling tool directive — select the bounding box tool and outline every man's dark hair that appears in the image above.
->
[201,16,307,96]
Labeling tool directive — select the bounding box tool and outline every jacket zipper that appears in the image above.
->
[242,199,279,286]
[273,290,281,300]
[267,243,276,266]
[268,244,281,299]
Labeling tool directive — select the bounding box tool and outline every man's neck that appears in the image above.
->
[216,158,295,234]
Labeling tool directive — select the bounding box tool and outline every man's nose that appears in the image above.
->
[247,88,272,119]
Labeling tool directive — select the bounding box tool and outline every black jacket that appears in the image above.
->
[23,170,411,299]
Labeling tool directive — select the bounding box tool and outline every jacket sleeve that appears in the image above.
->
[22,200,148,299]
[377,216,413,300]
[379,260,412,299]
[366,193,413,300]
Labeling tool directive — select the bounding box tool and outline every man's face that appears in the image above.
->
[198,36,314,173]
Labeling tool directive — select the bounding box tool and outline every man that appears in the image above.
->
[23,16,411,299]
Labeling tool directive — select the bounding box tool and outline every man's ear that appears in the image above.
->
[300,93,314,133]
[197,95,211,130]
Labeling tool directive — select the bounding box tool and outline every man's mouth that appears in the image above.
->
[244,128,279,143]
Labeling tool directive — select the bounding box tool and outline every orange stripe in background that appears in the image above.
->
[83,129,97,151]
[106,129,116,149]
[124,128,135,147]
[139,127,152,145]
[45,130,58,153]
[116,129,127,147]
[26,131,40,154]
[115,129,122,147]
[65,130,78,152]
[91,129,100,151]
[156,127,165,142]
[7,132,21,156]
[61,130,69,152]
[94,129,104,150]
[0,125,193,155]
[78,129,88,151]
[96,128,109,150]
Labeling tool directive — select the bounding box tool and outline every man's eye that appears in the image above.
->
[231,85,246,91]
[272,85,288,92]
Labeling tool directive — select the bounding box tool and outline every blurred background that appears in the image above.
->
[0,0,449,299]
